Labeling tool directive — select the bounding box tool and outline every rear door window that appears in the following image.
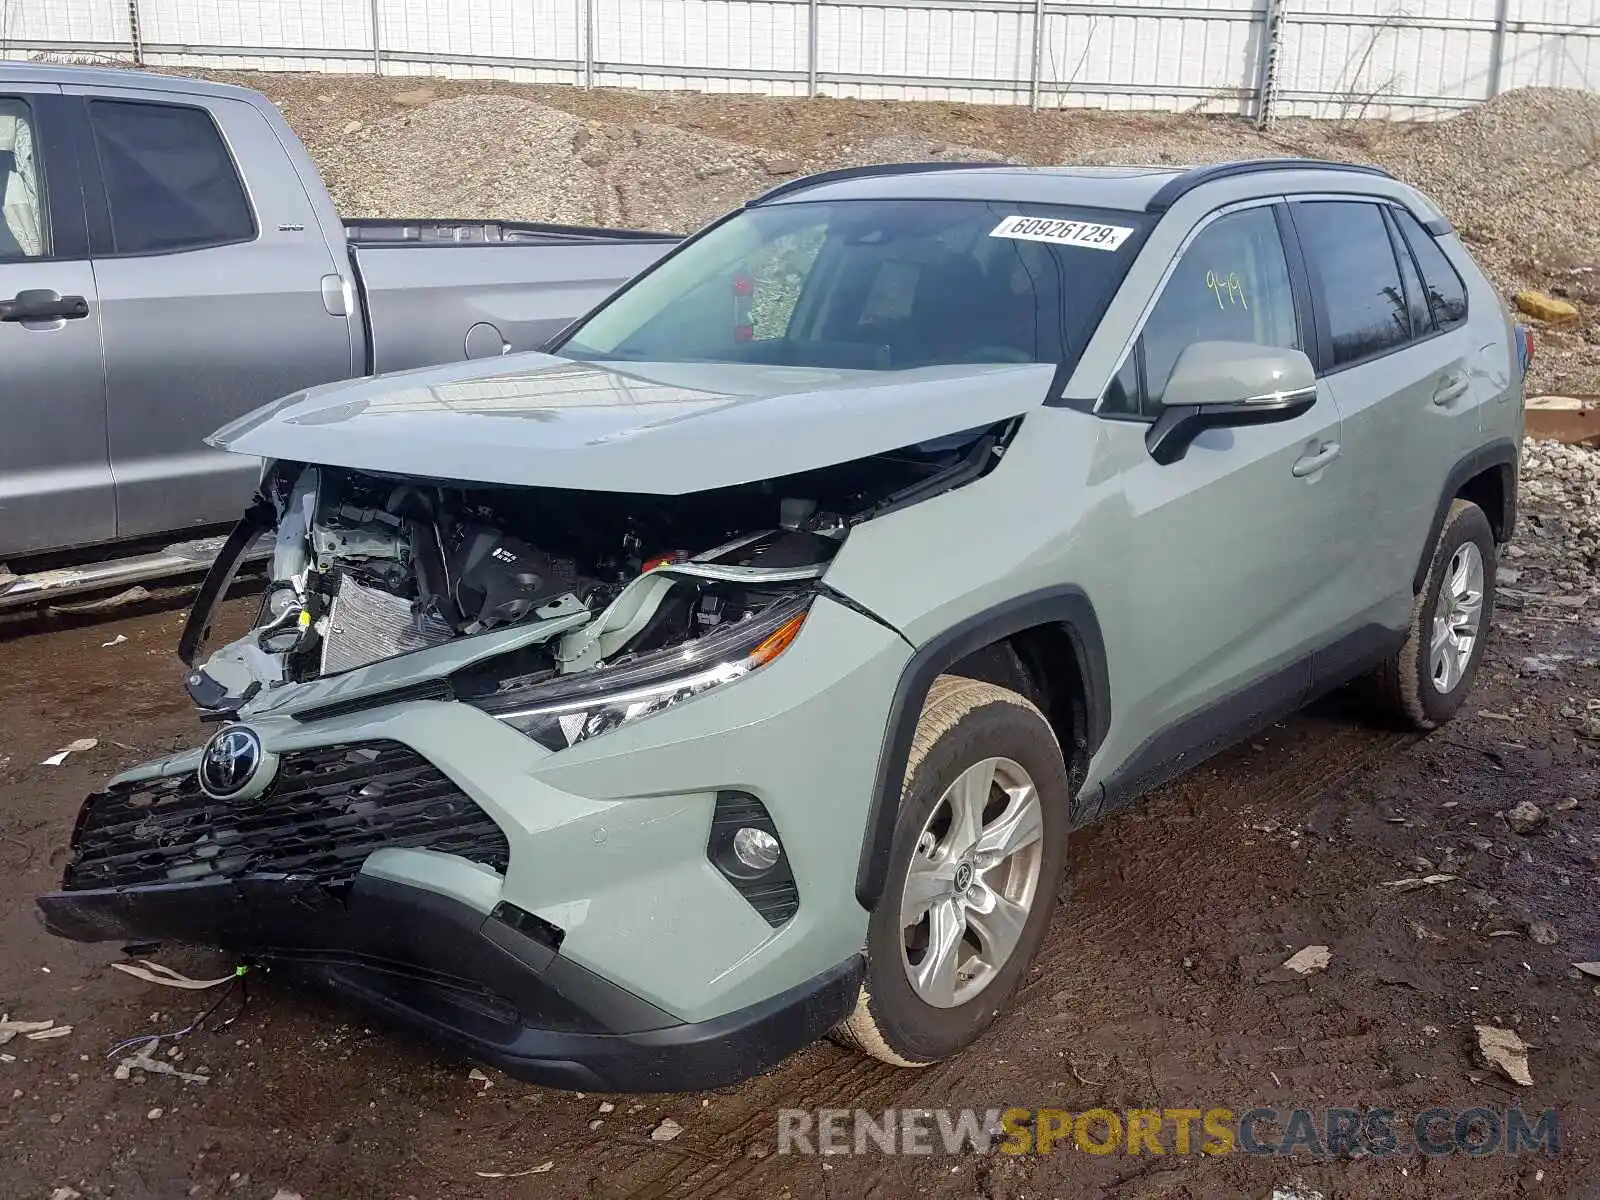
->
[88,100,255,255]
[0,97,48,259]
[1100,205,1300,417]
[1293,200,1411,368]
[1389,206,1469,331]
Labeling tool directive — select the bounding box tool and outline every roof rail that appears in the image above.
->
[1145,158,1395,213]
[749,161,1005,206]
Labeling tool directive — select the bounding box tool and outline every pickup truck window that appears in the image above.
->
[0,98,46,259]
[556,199,1150,374]
[88,100,255,255]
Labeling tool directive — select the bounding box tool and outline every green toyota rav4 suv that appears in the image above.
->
[40,159,1529,1091]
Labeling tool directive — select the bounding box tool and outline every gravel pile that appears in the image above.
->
[1353,89,1600,289]
[1063,89,1600,294]
[318,97,605,226]
[834,134,1016,167]
[315,95,788,230]
[1514,440,1600,591]
[1336,90,1600,398]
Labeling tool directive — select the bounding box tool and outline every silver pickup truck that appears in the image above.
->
[0,64,677,605]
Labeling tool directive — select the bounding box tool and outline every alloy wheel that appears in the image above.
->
[1430,541,1485,694]
[899,756,1045,1009]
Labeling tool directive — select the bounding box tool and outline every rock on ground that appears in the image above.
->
[1505,800,1548,835]
[1520,440,1600,564]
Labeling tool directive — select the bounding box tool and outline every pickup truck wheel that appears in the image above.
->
[1369,499,1497,731]
[833,676,1069,1067]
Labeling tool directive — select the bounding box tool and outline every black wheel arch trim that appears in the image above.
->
[854,585,1110,911]
[1413,438,1519,595]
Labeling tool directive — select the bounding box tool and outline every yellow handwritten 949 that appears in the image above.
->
[1206,269,1249,311]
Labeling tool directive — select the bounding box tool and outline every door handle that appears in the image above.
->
[1432,373,1470,406]
[0,290,90,323]
[320,273,352,317]
[1292,441,1342,478]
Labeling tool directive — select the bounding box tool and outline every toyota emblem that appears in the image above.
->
[197,725,276,800]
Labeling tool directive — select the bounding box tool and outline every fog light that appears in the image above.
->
[732,826,781,873]
[708,791,799,926]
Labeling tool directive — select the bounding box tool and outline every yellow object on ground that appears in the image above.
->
[1515,290,1580,322]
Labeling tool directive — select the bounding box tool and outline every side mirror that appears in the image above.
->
[1146,341,1318,465]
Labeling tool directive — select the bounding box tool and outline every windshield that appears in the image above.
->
[554,198,1152,373]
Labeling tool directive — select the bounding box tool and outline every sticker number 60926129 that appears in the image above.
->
[988,215,1135,252]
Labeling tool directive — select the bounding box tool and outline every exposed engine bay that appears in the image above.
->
[182,426,1005,715]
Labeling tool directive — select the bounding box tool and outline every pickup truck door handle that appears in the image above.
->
[1291,441,1342,478]
[320,274,353,317]
[0,290,90,323]
[1432,372,1470,406]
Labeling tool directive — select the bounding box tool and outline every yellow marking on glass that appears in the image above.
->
[1206,269,1250,311]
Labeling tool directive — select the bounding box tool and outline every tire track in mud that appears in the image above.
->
[585,1051,900,1198]
[607,715,1421,1200]
[1029,720,1415,976]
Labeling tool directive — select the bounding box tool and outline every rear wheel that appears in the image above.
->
[1368,499,1496,730]
[833,676,1070,1066]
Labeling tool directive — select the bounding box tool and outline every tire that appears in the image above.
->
[1368,499,1497,731]
[833,676,1070,1066]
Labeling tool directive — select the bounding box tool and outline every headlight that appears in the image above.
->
[468,595,811,751]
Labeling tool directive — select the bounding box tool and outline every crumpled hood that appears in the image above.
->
[209,353,1056,493]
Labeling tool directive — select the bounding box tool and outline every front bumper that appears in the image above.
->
[39,594,910,1088]
[38,870,863,1092]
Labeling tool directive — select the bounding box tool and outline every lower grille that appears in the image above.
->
[64,741,509,892]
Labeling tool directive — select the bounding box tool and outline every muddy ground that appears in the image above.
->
[0,579,1597,1199]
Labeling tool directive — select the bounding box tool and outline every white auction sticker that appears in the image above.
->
[988,215,1134,252]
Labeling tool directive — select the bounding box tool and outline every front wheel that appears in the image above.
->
[833,676,1070,1066]
[1368,498,1497,730]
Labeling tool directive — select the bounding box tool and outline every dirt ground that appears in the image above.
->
[1,561,1597,1198]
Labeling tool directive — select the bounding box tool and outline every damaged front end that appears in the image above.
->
[179,426,1004,739]
[38,181,1107,1086]
[38,429,1002,1087]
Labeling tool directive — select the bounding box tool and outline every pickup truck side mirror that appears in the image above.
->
[1146,341,1318,465]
